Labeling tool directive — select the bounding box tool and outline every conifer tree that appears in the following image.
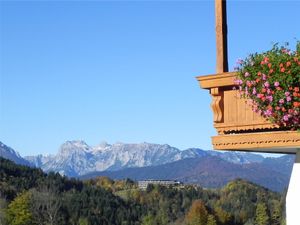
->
[0,197,7,225]
[141,214,156,225]
[207,214,217,225]
[270,200,281,225]
[255,203,269,225]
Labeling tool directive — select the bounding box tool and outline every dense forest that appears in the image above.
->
[0,157,286,225]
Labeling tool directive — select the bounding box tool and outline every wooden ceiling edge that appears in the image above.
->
[212,147,297,154]
[211,131,300,154]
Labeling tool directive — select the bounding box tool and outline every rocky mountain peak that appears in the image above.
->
[58,140,91,155]
[0,141,30,166]
[2,140,289,179]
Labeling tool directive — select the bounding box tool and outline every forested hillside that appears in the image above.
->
[0,157,286,225]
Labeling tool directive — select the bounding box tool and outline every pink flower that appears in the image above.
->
[236,59,244,65]
[234,79,243,85]
[246,80,252,87]
[262,74,267,81]
[266,95,273,102]
[285,92,290,96]
[283,115,289,121]
[257,93,264,99]
[274,82,280,87]
[282,49,291,55]
[279,99,285,104]
[245,87,249,95]
[264,109,272,116]
[245,72,250,77]
[286,96,292,102]
[264,81,270,88]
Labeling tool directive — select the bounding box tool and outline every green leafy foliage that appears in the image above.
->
[6,192,33,225]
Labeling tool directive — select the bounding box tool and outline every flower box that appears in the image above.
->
[197,72,300,153]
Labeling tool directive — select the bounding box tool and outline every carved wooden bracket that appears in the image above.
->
[210,87,223,123]
[197,72,276,134]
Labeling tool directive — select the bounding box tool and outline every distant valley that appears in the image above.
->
[83,155,293,192]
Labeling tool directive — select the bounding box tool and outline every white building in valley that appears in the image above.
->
[138,179,182,190]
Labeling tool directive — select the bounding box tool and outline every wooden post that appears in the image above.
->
[215,0,228,73]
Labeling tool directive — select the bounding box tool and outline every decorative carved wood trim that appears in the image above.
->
[210,88,223,122]
[197,72,278,135]
[215,123,278,134]
[212,131,300,153]
[196,72,235,89]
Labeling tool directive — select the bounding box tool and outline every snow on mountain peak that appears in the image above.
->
[2,140,270,178]
[28,141,197,177]
[93,141,112,153]
[58,140,91,155]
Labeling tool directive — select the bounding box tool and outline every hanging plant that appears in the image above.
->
[235,42,300,130]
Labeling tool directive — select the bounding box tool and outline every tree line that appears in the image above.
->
[0,157,286,225]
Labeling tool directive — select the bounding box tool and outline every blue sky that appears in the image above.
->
[0,1,299,156]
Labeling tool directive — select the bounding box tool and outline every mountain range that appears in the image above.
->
[0,140,295,192]
[26,141,208,176]
[23,140,267,177]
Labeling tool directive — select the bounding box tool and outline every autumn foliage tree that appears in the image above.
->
[185,200,208,225]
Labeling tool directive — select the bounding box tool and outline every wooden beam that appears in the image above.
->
[215,0,228,73]
[212,131,300,154]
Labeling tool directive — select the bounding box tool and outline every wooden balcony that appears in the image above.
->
[197,72,300,154]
